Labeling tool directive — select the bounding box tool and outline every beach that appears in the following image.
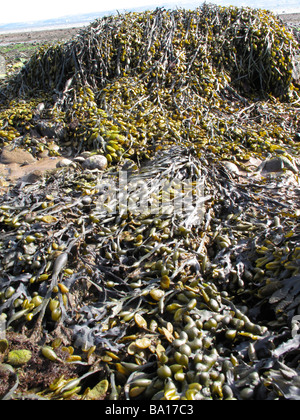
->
[0,27,80,47]
[280,12,300,25]
[0,7,299,401]
[0,12,299,47]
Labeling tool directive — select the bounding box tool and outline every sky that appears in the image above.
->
[1,0,299,25]
[0,0,191,24]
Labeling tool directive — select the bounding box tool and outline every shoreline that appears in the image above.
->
[0,12,299,47]
[0,27,81,47]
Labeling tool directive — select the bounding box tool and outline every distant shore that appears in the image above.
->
[0,12,299,47]
[279,12,300,25]
[0,27,81,47]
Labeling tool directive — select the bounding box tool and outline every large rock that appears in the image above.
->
[1,146,36,165]
[82,155,108,171]
[261,156,298,174]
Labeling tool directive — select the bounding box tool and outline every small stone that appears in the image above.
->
[82,196,92,205]
[56,158,75,168]
[35,103,45,114]
[82,155,108,171]
[222,161,240,175]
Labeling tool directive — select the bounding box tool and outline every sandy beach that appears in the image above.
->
[0,27,80,47]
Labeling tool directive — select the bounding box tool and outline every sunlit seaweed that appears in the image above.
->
[0,5,300,400]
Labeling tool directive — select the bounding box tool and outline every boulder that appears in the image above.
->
[1,146,36,165]
[261,156,298,174]
[82,155,108,171]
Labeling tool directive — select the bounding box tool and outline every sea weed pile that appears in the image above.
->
[0,5,300,400]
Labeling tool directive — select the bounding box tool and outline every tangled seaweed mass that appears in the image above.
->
[0,5,300,400]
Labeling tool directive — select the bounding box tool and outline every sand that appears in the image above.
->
[0,27,80,47]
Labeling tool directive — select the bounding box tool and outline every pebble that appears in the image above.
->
[73,156,86,163]
[56,158,76,168]
[222,161,240,175]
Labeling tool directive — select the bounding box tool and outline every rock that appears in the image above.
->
[292,55,300,83]
[35,103,45,114]
[222,161,240,175]
[82,196,93,206]
[260,157,298,174]
[73,156,86,163]
[262,158,284,173]
[56,158,75,168]
[0,156,64,186]
[1,146,36,165]
[80,151,93,159]
[19,170,44,185]
[82,155,108,171]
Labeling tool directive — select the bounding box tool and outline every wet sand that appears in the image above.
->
[0,27,81,47]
